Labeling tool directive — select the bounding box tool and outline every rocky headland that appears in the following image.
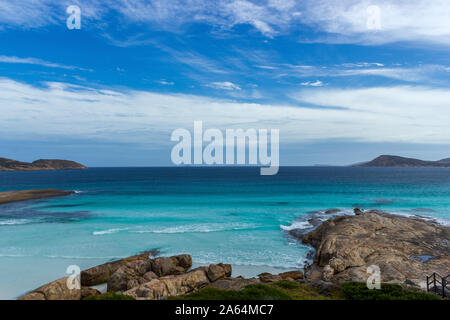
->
[0,189,75,205]
[0,157,87,171]
[17,210,449,300]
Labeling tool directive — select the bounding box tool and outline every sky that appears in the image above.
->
[0,0,449,166]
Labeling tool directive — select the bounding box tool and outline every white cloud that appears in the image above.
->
[0,55,88,71]
[0,78,449,146]
[205,81,242,90]
[157,79,175,86]
[300,80,324,87]
[1,1,448,45]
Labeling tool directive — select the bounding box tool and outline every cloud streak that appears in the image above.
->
[0,55,89,71]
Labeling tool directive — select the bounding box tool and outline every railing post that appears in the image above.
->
[434,273,437,294]
[443,277,446,298]
[426,276,429,292]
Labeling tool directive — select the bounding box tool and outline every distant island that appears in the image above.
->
[0,157,87,171]
[354,155,450,167]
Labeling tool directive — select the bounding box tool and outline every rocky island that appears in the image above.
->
[354,155,450,167]
[0,157,87,171]
[17,210,449,300]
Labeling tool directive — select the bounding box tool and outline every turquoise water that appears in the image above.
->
[1,167,450,299]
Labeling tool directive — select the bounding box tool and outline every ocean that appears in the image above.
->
[1,167,450,299]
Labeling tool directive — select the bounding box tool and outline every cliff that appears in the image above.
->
[0,158,87,171]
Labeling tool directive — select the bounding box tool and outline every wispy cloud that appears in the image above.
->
[1,1,449,45]
[1,78,449,145]
[157,79,175,86]
[0,55,89,71]
[300,80,324,87]
[205,81,242,90]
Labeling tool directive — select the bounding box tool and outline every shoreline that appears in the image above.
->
[0,189,75,205]
[16,210,450,300]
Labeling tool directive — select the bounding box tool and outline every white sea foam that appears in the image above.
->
[92,228,128,236]
[132,223,257,234]
[0,219,31,226]
[280,221,313,231]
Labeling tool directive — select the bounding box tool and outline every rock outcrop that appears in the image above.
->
[296,211,450,287]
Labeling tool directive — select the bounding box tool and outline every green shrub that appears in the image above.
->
[84,292,136,300]
[173,284,292,300]
[342,282,440,300]
[273,280,301,290]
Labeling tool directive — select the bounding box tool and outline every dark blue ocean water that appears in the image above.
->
[0,167,450,299]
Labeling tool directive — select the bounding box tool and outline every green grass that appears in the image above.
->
[341,282,440,300]
[83,292,136,300]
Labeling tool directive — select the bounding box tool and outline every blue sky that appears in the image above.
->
[0,0,449,166]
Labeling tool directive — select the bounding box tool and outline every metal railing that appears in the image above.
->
[426,273,449,298]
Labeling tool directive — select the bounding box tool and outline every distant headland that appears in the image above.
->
[354,155,450,167]
[0,157,87,171]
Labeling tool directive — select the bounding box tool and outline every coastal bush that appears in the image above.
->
[342,282,440,300]
[175,281,342,300]
[173,284,292,300]
[84,292,136,300]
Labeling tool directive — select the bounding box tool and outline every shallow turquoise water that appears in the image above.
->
[0,167,449,299]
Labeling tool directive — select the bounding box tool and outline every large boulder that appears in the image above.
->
[149,254,192,277]
[279,270,304,280]
[206,263,232,282]
[107,254,192,292]
[81,250,156,286]
[18,277,81,300]
[258,273,282,283]
[107,259,152,292]
[124,263,230,300]
[124,268,210,299]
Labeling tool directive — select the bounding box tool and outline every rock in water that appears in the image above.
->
[300,212,450,287]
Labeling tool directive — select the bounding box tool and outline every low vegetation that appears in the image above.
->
[341,282,440,300]
[84,292,135,300]
[173,281,342,300]
[174,281,441,300]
